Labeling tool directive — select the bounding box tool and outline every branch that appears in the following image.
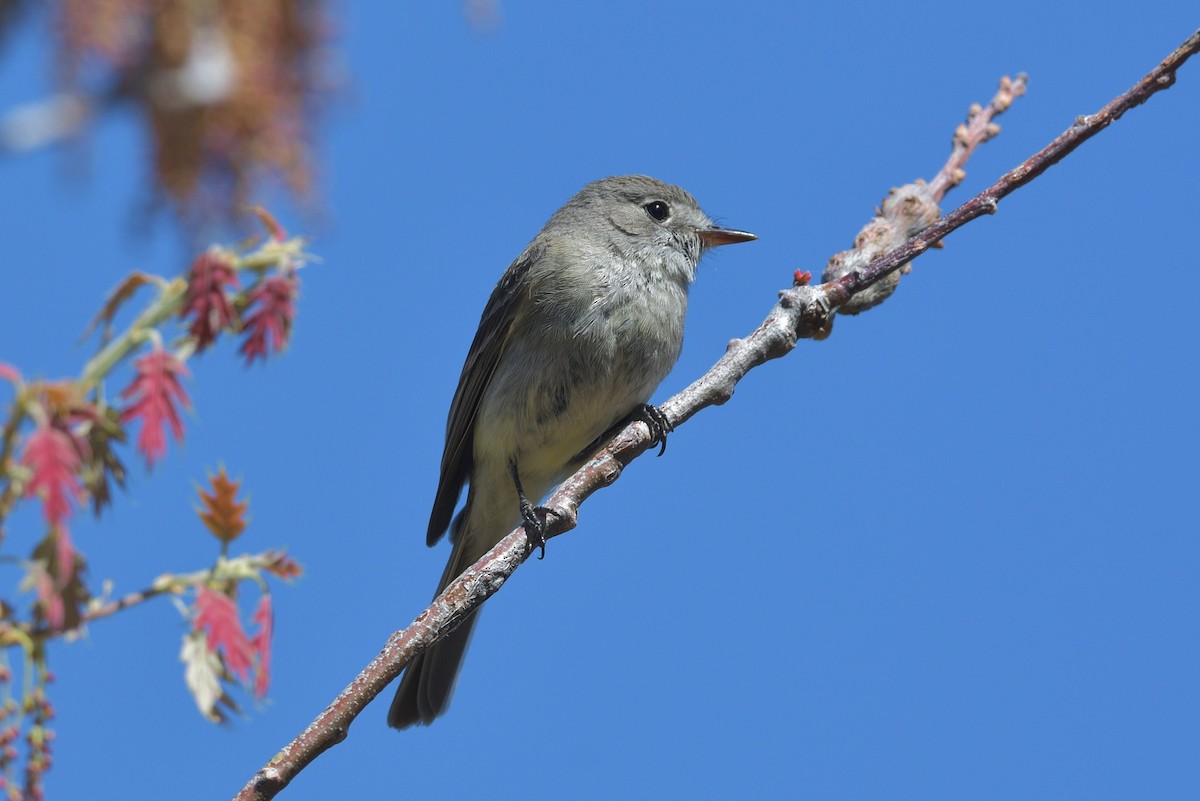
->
[234,28,1200,801]
[818,72,1026,315]
[79,237,306,387]
[829,29,1200,304]
[0,584,169,647]
[0,551,297,643]
[927,74,1027,202]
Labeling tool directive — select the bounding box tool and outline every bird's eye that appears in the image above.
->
[644,201,671,222]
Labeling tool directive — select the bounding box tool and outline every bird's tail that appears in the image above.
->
[387,507,485,729]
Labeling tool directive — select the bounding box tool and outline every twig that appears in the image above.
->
[1,553,289,643]
[818,72,1029,316]
[33,584,172,639]
[829,29,1200,303]
[0,585,169,646]
[234,28,1200,801]
[927,74,1028,201]
[80,238,306,386]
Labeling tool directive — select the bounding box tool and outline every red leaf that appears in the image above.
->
[249,207,287,242]
[194,587,254,685]
[250,595,273,700]
[262,550,304,581]
[81,272,159,344]
[21,424,82,527]
[182,251,240,351]
[120,348,190,467]
[240,274,298,365]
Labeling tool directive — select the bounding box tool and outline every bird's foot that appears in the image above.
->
[511,461,550,559]
[634,403,674,457]
[519,498,553,560]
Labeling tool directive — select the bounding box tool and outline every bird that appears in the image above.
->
[388,175,756,728]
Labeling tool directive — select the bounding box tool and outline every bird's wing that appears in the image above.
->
[426,243,542,545]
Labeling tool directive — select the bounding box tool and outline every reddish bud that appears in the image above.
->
[240,274,298,365]
[182,252,240,351]
[262,550,303,581]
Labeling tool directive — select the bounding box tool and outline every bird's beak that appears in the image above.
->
[697,227,757,247]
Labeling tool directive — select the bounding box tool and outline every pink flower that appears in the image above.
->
[182,251,240,351]
[194,587,254,685]
[21,424,82,527]
[250,595,273,699]
[120,348,190,467]
[240,274,298,365]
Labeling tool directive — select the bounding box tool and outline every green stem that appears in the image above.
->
[80,277,188,388]
[0,390,29,530]
[79,238,304,387]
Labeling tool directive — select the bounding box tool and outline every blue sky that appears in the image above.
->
[1,3,1198,799]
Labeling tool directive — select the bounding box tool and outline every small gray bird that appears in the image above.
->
[388,175,755,728]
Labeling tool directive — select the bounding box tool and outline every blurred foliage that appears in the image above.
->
[0,0,330,231]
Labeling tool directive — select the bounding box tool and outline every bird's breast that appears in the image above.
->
[473,265,688,496]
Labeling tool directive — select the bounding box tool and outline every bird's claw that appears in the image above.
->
[511,460,550,559]
[520,499,551,560]
[634,403,674,457]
